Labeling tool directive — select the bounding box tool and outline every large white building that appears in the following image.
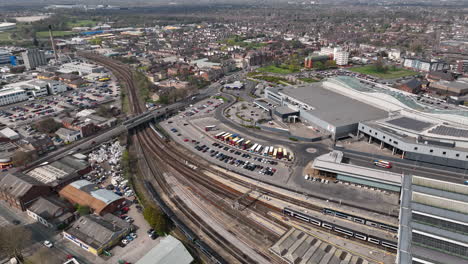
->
[0,88,28,106]
[0,23,16,31]
[47,80,68,94]
[318,46,349,66]
[402,58,449,72]
[388,49,402,62]
[60,62,104,75]
[1,79,67,105]
[334,50,349,66]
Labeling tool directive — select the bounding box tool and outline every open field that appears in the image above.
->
[36,31,76,38]
[349,65,418,79]
[0,32,10,41]
[67,19,98,27]
[257,65,299,74]
[298,77,319,83]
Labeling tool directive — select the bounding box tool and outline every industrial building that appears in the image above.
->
[136,236,194,264]
[429,78,468,96]
[60,62,105,74]
[26,156,90,190]
[63,214,131,255]
[359,114,468,169]
[311,151,402,192]
[265,82,388,139]
[398,176,468,263]
[59,180,126,215]
[22,49,47,70]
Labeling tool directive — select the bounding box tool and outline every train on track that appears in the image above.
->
[283,208,398,251]
[322,208,399,233]
[144,181,228,264]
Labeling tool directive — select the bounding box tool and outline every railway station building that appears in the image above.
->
[398,176,468,263]
[358,114,468,169]
[311,151,402,192]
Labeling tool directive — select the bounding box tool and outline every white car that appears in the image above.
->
[43,240,53,248]
[121,239,129,245]
[130,232,137,239]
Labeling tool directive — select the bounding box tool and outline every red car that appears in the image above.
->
[122,207,130,213]
[183,139,189,142]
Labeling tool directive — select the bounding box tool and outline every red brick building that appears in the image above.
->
[0,172,52,211]
[399,79,422,94]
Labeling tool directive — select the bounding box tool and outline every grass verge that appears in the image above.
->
[349,65,418,79]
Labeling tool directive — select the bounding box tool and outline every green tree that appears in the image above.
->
[75,204,90,216]
[325,60,337,69]
[373,58,388,73]
[89,38,103,45]
[158,95,170,104]
[313,61,325,70]
[143,206,170,235]
[34,118,62,134]
[121,150,137,178]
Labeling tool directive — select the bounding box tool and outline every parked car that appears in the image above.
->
[44,240,53,248]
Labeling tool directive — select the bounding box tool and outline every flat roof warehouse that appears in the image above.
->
[278,83,387,127]
[264,82,388,139]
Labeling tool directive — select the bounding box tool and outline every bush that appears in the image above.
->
[289,137,298,141]
[75,204,90,216]
[143,206,170,235]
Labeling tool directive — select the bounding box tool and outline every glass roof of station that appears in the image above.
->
[329,76,468,117]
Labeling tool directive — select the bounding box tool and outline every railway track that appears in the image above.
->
[80,52,279,263]
[81,52,397,261]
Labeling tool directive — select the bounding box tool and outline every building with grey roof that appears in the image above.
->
[63,214,131,255]
[26,196,74,229]
[359,114,468,169]
[270,228,375,264]
[136,235,193,264]
[59,180,125,215]
[398,176,468,263]
[265,82,388,139]
[22,49,47,70]
[430,79,468,96]
[0,172,52,210]
[312,151,402,192]
[26,156,90,189]
[56,127,81,143]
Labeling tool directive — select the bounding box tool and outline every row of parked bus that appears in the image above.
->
[214,131,293,161]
